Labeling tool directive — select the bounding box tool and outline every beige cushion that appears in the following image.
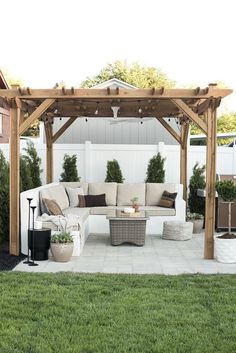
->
[63,207,90,223]
[60,182,89,195]
[88,182,117,206]
[40,184,69,210]
[89,206,116,215]
[140,206,176,216]
[66,186,84,207]
[117,183,145,206]
[42,198,63,215]
[146,183,176,206]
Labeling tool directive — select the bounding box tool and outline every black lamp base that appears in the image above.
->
[23,259,33,264]
[28,262,38,267]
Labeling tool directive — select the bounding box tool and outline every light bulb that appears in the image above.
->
[138,107,142,114]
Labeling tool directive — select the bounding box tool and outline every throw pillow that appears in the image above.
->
[79,194,107,207]
[42,198,63,215]
[66,186,84,207]
[157,191,178,208]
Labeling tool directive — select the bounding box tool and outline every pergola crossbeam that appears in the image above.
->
[156,117,181,144]
[52,117,77,143]
[171,98,207,135]
[19,98,55,135]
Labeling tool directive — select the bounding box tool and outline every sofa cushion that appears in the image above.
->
[88,182,117,206]
[157,191,178,208]
[60,182,88,195]
[83,194,107,207]
[40,184,69,211]
[146,183,177,206]
[140,206,176,216]
[66,186,84,207]
[42,198,63,215]
[63,207,90,224]
[117,183,146,206]
[89,206,117,215]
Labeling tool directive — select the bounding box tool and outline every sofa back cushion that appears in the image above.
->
[60,182,88,195]
[117,183,146,206]
[40,184,69,211]
[88,182,117,206]
[146,183,177,206]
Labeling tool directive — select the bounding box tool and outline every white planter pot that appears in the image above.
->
[215,236,236,263]
[50,243,74,262]
[192,219,204,234]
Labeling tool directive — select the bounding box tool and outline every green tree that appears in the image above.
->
[81,61,175,88]
[188,162,206,215]
[60,154,80,182]
[0,150,9,243]
[145,153,165,183]
[22,141,42,187]
[105,159,124,183]
[190,113,236,146]
[20,156,33,192]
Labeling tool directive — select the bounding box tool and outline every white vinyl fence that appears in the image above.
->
[1,140,236,185]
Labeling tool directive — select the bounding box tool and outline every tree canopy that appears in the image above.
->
[191,113,236,145]
[80,61,175,88]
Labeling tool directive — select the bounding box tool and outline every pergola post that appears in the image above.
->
[180,122,189,201]
[9,106,20,255]
[204,106,217,259]
[44,122,53,183]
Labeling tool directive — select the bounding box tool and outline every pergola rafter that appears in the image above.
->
[0,84,232,259]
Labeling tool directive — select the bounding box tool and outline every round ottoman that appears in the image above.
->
[162,221,193,241]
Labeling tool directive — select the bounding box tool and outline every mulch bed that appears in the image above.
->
[0,241,26,271]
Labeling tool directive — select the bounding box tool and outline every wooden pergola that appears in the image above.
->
[0,84,232,258]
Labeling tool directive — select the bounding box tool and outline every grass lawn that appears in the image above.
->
[0,273,235,353]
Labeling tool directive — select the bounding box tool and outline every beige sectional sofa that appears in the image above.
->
[20,181,186,256]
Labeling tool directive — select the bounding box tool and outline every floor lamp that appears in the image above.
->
[28,204,38,267]
[23,197,33,265]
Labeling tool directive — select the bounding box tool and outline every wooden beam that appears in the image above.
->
[171,99,207,135]
[44,122,53,183]
[9,107,20,255]
[19,98,55,135]
[52,117,77,143]
[156,118,181,144]
[180,123,189,201]
[0,88,233,100]
[204,108,217,259]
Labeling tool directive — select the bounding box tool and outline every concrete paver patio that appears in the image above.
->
[14,232,236,274]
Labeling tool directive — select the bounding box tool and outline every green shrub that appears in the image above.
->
[50,232,73,243]
[145,153,165,183]
[20,156,33,192]
[60,154,80,182]
[22,141,42,187]
[188,162,206,215]
[0,150,9,243]
[105,159,124,183]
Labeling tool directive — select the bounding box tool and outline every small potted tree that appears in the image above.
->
[215,180,236,263]
[131,197,139,212]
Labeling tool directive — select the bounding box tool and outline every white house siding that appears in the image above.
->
[46,118,179,145]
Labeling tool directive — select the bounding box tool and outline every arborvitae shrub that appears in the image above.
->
[0,150,9,243]
[145,153,165,183]
[105,159,124,183]
[188,162,206,215]
[22,141,42,187]
[60,154,80,182]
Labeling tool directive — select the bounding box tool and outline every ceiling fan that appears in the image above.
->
[104,106,154,124]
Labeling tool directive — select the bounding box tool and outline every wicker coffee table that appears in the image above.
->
[106,210,149,246]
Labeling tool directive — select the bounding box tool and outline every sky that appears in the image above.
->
[1,0,235,113]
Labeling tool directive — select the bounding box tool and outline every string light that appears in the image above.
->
[138,100,142,114]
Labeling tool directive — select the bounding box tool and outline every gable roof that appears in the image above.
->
[0,70,9,89]
[93,78,137,89]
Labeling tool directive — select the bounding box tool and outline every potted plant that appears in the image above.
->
[131,197,139,212]
[186,212,204,233]
[215,180,236,263]
[50,232,74,262]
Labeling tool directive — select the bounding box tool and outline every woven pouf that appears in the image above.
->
[162,221,193,241]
